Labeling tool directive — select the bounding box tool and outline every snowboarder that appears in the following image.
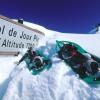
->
[17,47,44,70]
[58,43,100,78]
[17,47,49,70]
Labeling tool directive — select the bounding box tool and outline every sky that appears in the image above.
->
[0,0,100,33]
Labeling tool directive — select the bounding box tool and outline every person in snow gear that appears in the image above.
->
[58,43,100,78]
[17,47,45,70]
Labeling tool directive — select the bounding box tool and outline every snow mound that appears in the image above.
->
[0,22,100,100]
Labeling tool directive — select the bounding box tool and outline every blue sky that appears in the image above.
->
[0,0,100,33]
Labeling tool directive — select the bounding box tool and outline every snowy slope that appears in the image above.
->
[0,22,100,100]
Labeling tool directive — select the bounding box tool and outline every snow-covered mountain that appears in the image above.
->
[0,21,100,100]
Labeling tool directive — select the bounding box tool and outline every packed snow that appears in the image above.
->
[0,22,100,100]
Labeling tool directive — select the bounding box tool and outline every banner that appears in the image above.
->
[0,15,44,55]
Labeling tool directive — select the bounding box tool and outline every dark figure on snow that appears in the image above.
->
[58,43,99,78]
[17,47,44,70]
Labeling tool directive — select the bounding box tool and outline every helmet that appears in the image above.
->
[63,43,74,52]
[61,43,77,60]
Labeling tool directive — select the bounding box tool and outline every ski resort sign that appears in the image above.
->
[0,15,44,55]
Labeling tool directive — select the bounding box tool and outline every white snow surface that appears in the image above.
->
[0,22,100,100]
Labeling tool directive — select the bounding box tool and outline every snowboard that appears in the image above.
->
[56,40,100,84]
[24,50,52,75]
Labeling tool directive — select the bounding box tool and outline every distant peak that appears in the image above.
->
[95,24,100,34]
